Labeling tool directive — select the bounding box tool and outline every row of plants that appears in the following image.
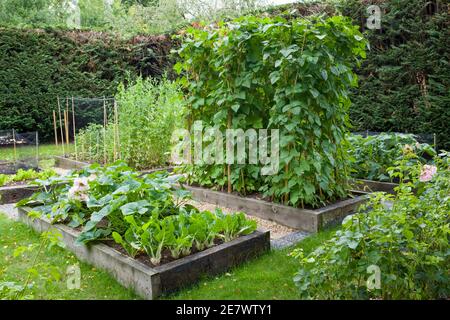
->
[175,15,367,209]
[0,168,56,187]
[17,162,257,266]
[74,77,183,170]
[291,151,450,299]
[347,133,436,182]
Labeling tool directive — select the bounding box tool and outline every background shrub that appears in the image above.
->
[0,28,174,140]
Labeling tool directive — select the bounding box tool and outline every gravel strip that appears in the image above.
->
[187,200,296,240]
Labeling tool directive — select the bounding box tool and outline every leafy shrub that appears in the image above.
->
[18,162,257,265]
[74,77,183,169]
[338,0,450,150]
[291,152,450,299]
[175,15,367,208]
[348,133,436,181]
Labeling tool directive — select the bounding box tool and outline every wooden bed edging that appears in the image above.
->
[351,179,398,194]
[183,185,369,233]
[0,185,40,205]
[17,207,270,300]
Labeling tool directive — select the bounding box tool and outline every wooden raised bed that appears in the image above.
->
[17,207,270,300]
[53,156,89,170]
[183,185,369,233]
[351,179,398,194]
[0,184,40,205]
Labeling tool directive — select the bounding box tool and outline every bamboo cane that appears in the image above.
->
[12,129,17,164]
[103,97,107,164]
[52,110,58,147]
[57,97,65,155]
[72,97,77,161]
[227,109,232,194]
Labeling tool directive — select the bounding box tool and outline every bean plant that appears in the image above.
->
[75,77,184,170]
[347,133,436,181]
[175,15,367,208]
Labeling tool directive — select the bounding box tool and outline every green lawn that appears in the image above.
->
[0,212,336,300]
[0,144,73,162]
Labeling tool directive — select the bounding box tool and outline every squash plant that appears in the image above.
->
[175,15,367,208]
[17,162,257,266]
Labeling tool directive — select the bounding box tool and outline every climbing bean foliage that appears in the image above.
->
[175,15,367,208]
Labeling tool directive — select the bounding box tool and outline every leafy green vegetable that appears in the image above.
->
[18,161,257,265]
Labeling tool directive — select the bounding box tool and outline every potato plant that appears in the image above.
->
[17,162,256,266]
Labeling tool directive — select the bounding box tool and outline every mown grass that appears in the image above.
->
[0,144,73,162]
[165,229,337,300]
[0,213,139,300]
[0,212,337,300]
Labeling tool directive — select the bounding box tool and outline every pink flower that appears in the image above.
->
[68,177,91,202]
[419,165,437,182]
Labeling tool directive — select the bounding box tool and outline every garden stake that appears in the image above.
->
[12,129,17,164]
[57,96,65,155]
[103,97,107,164]
[52,110,58,147]
[72,97,78,161]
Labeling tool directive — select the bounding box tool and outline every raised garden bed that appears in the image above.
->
[0,184,40,204]
[53,156,89,170]
[53,156,176,175]
[17,206,270,299]
[351,179,398,194]
[182,185,369,233]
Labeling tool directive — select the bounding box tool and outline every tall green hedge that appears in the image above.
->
[338,0,449,149]
[0,28,174,140]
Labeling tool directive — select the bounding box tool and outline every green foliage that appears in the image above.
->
[0,168,56,187]
[0,229,65,300]
[17,162,257,265]
[176,15,367,208]
[0,29,174,140]
[348,133,436,181]
[291,153,450,299]
[338,0,450,149]
[75,77,183,169]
